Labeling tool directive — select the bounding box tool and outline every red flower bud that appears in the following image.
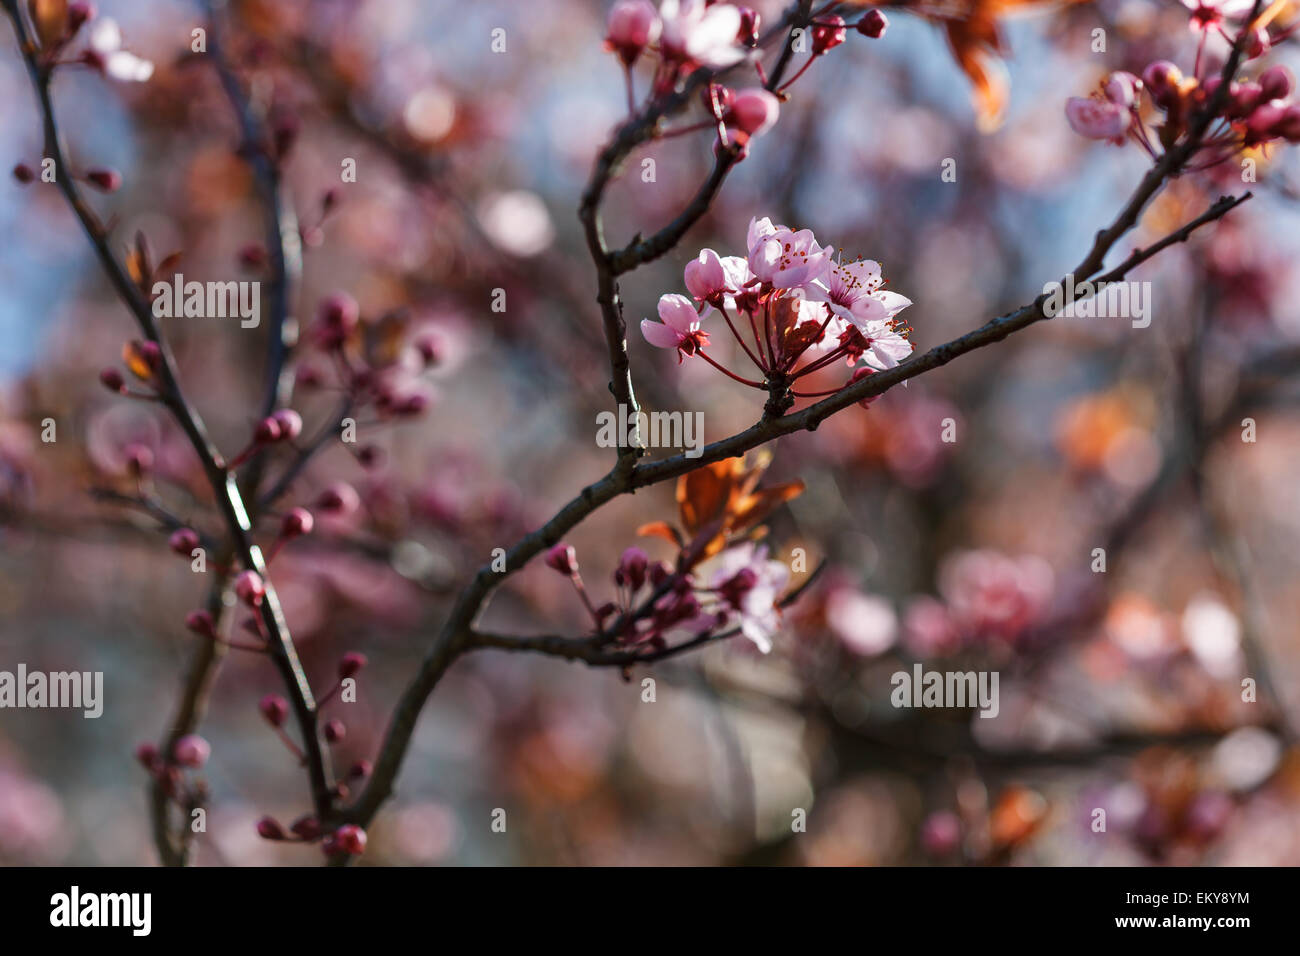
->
[316,481,360,516]
[185,609,215,637]
[85,168,122,192]
[606,0,659,66]
[256,816,286,840]
[238,242,267,270]
[338,651,367,679]
[312,292,360,349]
[271,408,303,441]
[1259,66,1291,102]
[327,824,367,856]
[235,570,265,607]
[12,163,35,184]
[172,734,210,768]
[280,507,314,539]
[357,445,384,469]
[254,416,283,444]
[544,543,577,575]
[615,546,648,590]
[324,719,346,743]
[856,9,888,39]
[812,15,847,55]
[850,365,879,408]
[737,7,760,46]
[259,693,288,727]
[290,815,322,840]
[99,367,125,392]
[135,742,159,769]
[169,527,200,555]
[348,759,373,780]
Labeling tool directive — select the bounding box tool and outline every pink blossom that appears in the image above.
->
[746,216,834,291]
[641,293,710,359]
[659,0,747,69]
[710,542,789,652]
[1065,96,1131,142]
[1180,0,1255,32]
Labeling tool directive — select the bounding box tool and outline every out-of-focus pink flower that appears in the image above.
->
[825,587,897,656]
[82,18,154,82]
[660,0,747,69]
[641,293,710,359]
[746,216,834,291]
[903,596,962,657]
[1180,0,1255,33]
[1105,71,1143,109]
[607,0,661,65]
[939,549,1054,643]
[1065,96,1130,142]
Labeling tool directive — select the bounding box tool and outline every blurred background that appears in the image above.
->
[2,0,1300,865]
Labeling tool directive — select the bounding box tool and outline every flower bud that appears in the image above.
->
[615,546,649,590]
[280,507,314,539]
[1246,25,1270,60]
[857,9,888,38]
[185,609,215,637]
[238,242,267,270]
[256,816,286,840]
[270,408,303,441]
[649,560,673,588]
[348,760,373,780]
[172,734,210,768]
[135,742,159,769]
[544,543,577,575]
[312,292,360,349]
[253,416,283,444]
[316,481,360,516]
[357,445,384,469]
[737,7,760,46]
[99,367,125,392]
[729,88,780,137]
[1142,61,1182,107]
[235,570,265,607]
[1259,66,1291,102]
[85,168,122,192]
[329,824,367,856]
[850,365,879,408]
[12,163,35,184]
[338,651,367,679]
[606,0,660,66]
[290,815,321,840]
[324,719,346,743]
[259,693,288,727]
[812,15,847,55]
[169,527,200,555]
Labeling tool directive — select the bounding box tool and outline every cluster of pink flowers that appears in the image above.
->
[605,1,889,154]
[903,550,1055,657]
[545,538,790,653]
[642,216,913,402]
[1067,3,1300,161]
